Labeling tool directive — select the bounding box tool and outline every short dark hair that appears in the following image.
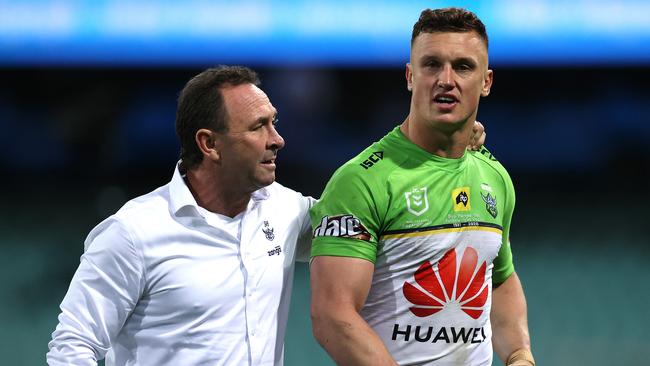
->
[175,65,260,169]
[411,8,488,49]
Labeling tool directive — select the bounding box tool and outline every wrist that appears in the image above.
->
[506,348,535,366]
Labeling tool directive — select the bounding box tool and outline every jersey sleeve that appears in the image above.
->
[492,167,516,285]
[310,164,384,263]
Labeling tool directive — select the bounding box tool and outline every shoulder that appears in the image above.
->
[470,146,513,185]
[264,181,310,202]
[469,147,516,208]
[85,184,171,249]
[325,144,403,194]
[113,184,170,225]
[262,182,315,212]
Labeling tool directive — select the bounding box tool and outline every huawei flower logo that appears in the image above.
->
[403,247,488,319]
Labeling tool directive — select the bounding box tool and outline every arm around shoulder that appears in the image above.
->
[310,256,397,366]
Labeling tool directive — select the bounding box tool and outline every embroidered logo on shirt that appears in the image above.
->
[262,220,275,241]
[405,187,429,216]
[267,245,282,256]
[480,192,498,218]
[452,187,471,212]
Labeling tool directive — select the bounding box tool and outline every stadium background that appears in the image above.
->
[1,1,648,365]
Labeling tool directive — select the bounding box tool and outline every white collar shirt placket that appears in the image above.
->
[239,193,275,365]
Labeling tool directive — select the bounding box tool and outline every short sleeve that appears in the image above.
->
[310,165,383,263]
[492,170,516,285]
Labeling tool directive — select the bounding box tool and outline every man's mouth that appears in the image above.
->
[434,94,458,104]
[261,158,276,165]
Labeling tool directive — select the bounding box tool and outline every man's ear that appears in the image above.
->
[481,69,493,97]
[195,129,221,162]
[405,63,413,91]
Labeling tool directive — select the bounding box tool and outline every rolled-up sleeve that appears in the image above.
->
[47,218,145,365]
[296,196,317,263]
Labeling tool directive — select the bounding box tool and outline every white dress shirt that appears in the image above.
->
[47,165,314,366]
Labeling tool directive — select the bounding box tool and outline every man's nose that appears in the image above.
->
[437,65,454,89]
[268,126,285,150]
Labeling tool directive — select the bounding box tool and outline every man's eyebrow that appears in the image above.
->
[419,55,477,65]
[419,55,440,63]
[254,112,277,125]
[454,57,477,65]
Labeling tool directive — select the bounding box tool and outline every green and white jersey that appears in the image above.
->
[310,126,516,366]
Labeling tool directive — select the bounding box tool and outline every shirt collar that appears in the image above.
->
[168,162,271,217]
[168,162,202,217]
[251,185,270,201]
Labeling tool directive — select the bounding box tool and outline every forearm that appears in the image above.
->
[312,308,396,366]
[491,272,534,365]
[310,256,396,366]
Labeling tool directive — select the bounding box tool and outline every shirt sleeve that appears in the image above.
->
[295,196,318,263]
[492,169,516,285]
[310,165,383,263]
[47,218,146,366]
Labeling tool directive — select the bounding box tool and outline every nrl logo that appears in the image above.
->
[262,220,275,241]
[480,192,498,218]
[405,187,429,216]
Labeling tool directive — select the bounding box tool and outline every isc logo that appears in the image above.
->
[313,214,371,241]
[359,151,384,170]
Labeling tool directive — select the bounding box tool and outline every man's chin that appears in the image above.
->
[255,174,276,189]
[429,114,473,129]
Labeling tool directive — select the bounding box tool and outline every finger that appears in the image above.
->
[473,120,484,133]
[474,131,486,149]
[468,121,485,150]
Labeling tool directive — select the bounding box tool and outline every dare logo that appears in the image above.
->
[313,214,371,241]
[402,247,488,319]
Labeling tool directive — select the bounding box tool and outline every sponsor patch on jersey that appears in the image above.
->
[452,187,471,212]
[359,151,384,170]
[405,187,429,216]
[402,247,488,319]
[480,192,498,218]
[313,214,371,241]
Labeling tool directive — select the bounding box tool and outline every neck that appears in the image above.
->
[185,165,251,218]
[400,115,473,158]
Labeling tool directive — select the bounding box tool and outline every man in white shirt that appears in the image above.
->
[47,66,315,366]
[47,65,486,365]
